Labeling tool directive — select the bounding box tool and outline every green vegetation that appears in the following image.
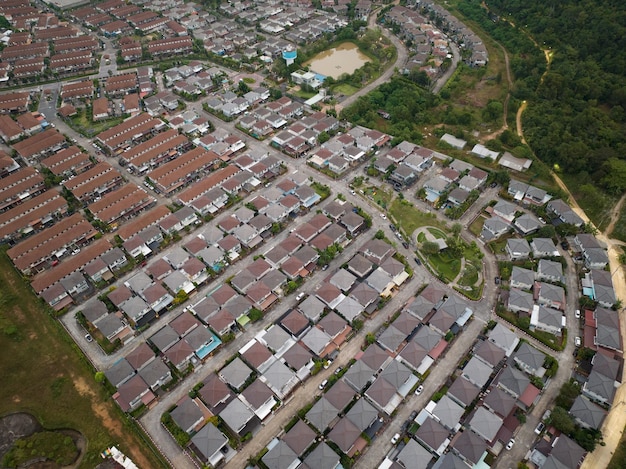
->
[428,250,461,283]
[388,199,447,235]
[66,107,125,138]
[496,306,565,351]
[0,249,166,469]
[608,424,626,469]
[482,0,626,227]
[310,181,331,200]
[3,431,79,468]
[161,412,190,447]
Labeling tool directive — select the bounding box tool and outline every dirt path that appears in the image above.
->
[72,377,152,469]
[605,193,626,238]
[480,44,512,142]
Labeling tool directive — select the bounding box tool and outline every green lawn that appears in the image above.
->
[457,263,479,287]
[68,112,125,138]
[332,83,359,96]
[292,88,317,100]
[608,424,626,469]
[364,185,394,210]
[428,251,462,282]
[0,250,167,469]
[417,232,426,243]
[468,215,486,237]
[389,199,447,239]
[427,227,447,239]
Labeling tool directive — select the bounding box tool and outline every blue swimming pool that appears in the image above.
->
[195,333,222,359]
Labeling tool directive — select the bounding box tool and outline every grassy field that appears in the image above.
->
[389,199,447,237]
[429,251,462,282]
[0,251,166,469]
[608,424,626,469]
[332,83,359,96]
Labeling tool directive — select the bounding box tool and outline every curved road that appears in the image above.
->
[517,95,626,469]
[335,7,409,113]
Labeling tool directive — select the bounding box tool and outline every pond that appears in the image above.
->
[305,42,370,80]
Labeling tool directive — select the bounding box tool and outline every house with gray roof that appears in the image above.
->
[260,360,299,399]
[496,366,530,398]
[377,324,406,353]
[570,395,606,430]
[366,267,394,294]
[379,360,418,397]
[397,438,434,468]
[150,324,179,352]
[510,266,535,290]
[432,452,468,469]
[349,281,379,309]
[259,325,295,358]
[330,269,357,292]
[298,294,326,322]
[306,396,339,432]
[431,395,464,432]
[282,420,316,457]
[335,296,364,322]
[492,200,517,223]
[450,429,487,466]
[347,253,374,278]
[507,288,534,314]
[474,340,506,368]
[105,358,135,388]
[121,296,152,324]
[481,217,510,240]
[536,282,566,311]
[302,442,340,468]
[531,238,560,258]
[190,423,229,467]
[461,356,493,389]
[220,397,256,435]
[262,440,300,469]
[219,357,253,392]
[549,435,586,469]
[361,344,393,372]
[595,307,622,352]
[199,374,232,411]
[171,397,204,434]
[240,379,277,421]
[328,417,362,455]
[483,387,516,418]
[393,311,421,336]
[595,283,617,309]
[583,370,617,405]
[404,295,435,320]
[301,326,332,357]
[345,397,379,431]
[488,323,520,356]
[138,357,172,391]
[514,213,541,235]
[324,379,355,412]
[398,340,431,374]
[469,406,503,443]
[448,377,481,408]
[530,304,564,334]
[125,342,155,371]
[414,325,443,353]
[415,417,450,455]
[513,342,546,377]
[537,259,564,283]
[344,360,375,392]
[506,238,531,260]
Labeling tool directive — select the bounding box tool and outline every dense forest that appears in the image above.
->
[485,0,626,195]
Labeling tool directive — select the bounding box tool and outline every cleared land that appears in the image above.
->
[0,250,166,469]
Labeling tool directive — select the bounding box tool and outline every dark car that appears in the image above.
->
[561,240,570,250]
[389,224,396,231]
[409,410,418,421]
[490,182,497,188]
[402,241,409,249]
[414,257,422,265]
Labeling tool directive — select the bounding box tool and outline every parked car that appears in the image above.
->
[415,385,424,396]
[391,433,401,445]
[409,410,418,421]
[318,379,328,390]
[506,439,515,450]
[334,366,343,375]
[84,334,93,342]
[296,292,305,301]
[534,422,545,435]
[575,336,581,347]
[414,257,422,265]
[402,241,409,249]
[575,309,581,319]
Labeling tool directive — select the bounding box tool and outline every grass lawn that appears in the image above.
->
[468,215,486,237]
[364,185,393,210]
[608,424,626,469]
[332,83,359,96]
[0,251,166,469]
[427,227,447,239]
[457,263,479,287]
[389,199,447,238]
[428,251,462,282]
[417,232,426,243]
[291,87,317,100]
[488,236,510,255]
[68,113,125,138]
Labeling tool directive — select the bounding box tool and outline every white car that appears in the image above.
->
[296,292,305,301]
[391,433,400,445]
[318,379,328,390]
[85,333,93,342]
[415,385,424,396]
[506,439,515,450]
[575,309,581,319]
[380,213,386,219]
[575,336,581,347]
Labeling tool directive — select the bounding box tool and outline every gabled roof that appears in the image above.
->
[447,376,480,408]
[451,430,487,465]
[570,395,606,430]
[415,416,449,452]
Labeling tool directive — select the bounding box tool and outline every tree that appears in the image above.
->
[451,223,462,240]
[550,406,575,435]
[238,80,251,95]
[535,224,557,239]
[365,333,376,345]
[95,371,105,383]
[421,240,440,256]
[317,131,330,144]
[555,379,581,409]
[375,229,385,240]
